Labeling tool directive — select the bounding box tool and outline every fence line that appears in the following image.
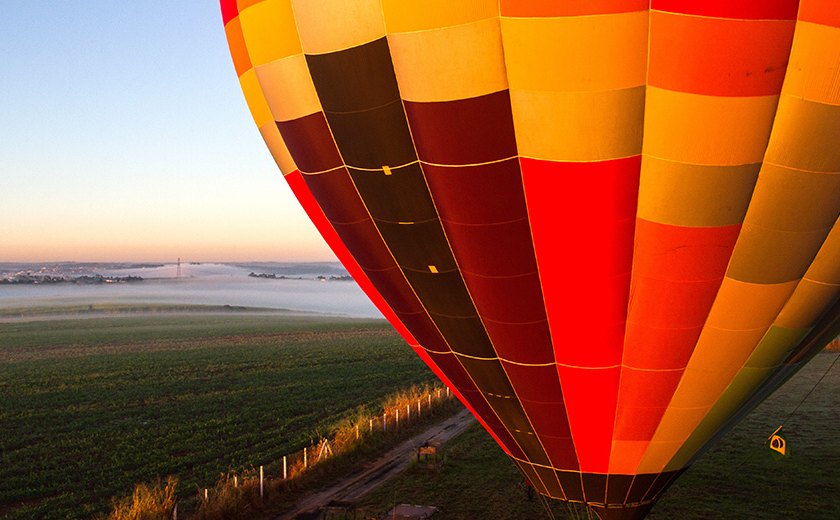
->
[186,383,455,518]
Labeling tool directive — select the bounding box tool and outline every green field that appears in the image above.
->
[360,352,840,519]
[0,312,434,519]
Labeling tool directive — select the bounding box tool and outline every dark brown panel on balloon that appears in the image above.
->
[276,113,342,173]
[429,314,496,358]
[348,163,437,223]
[405,90,518,165]
[606,474,634,506]
[302,168,369,224]
[329,220,394,271]
[514,460,547,497]
[424,159,527,224]
[325,101,416,169]
[376,220,458,273]
[557,470,585,502]
[583,473,608,505]
[625,473,658,504]
[305,37,399,113]
[403,269,477,318]
[532,465,565,498]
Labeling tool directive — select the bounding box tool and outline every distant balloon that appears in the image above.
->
[222,1,840,518]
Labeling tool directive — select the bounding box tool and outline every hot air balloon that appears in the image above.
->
[221,1,840,517]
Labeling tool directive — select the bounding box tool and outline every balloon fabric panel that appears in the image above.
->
[222,1,840,518]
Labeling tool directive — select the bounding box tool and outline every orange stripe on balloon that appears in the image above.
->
[649,11,795,97]
[799,0,840,28]
[500,0,647,17]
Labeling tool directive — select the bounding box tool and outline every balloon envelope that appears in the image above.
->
[222,1,840,517]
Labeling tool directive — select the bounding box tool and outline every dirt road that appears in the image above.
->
[277,408,475,519]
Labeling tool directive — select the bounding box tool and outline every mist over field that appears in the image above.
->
[0,262,379,317]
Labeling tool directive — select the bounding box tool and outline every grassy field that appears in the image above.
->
[359,352,840,520]
[0,312,434,519]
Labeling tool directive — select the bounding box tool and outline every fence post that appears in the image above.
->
[204,488,208,501]
[396,409,399,430]
[383,413,386,432]
[173,502,177,520]
[446,387,450,398]
[283,455,287,480]
[304,446,308,469]
[369,418,373,432]
[356,424,359,440]
[406,404,410,421]
[234,476,238,488]
[260,465,264,499]
[428,394,431,409]
[418,399,421,415]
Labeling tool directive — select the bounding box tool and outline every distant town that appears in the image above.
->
[0,269,143,285]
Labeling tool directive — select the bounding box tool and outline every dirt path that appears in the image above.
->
[277,408,475,520]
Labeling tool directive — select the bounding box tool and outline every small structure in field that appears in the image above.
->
[384,504,439,519]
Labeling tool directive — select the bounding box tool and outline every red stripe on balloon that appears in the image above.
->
[522,155,641,473]
[500,0,647,17]
[220,0,239,26]
[651,0,799,20]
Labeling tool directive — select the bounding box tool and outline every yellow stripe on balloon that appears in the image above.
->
[381,0,498,33]
[291,0,386,55]
[388,18,508,102]
[501,12,647,93]
[255,55,322,122]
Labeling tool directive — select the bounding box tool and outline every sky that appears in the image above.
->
[0,2,334,263]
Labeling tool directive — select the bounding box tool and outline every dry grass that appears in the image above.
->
[100,477,177,520]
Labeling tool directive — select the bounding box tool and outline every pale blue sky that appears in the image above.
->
[0,1,332,262]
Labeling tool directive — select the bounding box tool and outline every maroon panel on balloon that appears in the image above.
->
[482,319,554,365]
[557,366,621,473]
[302,169,369,224]
[461,272,546,324]
[328,220,395,271]
[405,91,518,165]
[276,113,343,173]
[423,159,526,224]
[443,220,539,277]
[361,266,425,315]
[613,368,684,441]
